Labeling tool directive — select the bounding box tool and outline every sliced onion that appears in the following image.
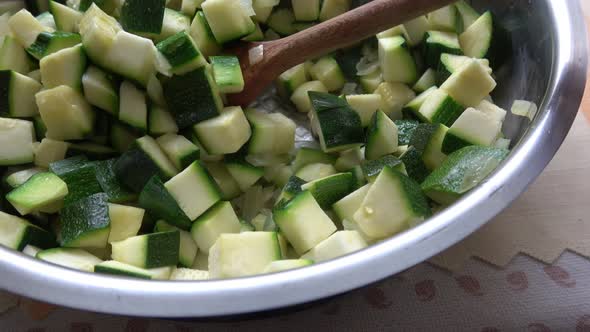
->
[341,82,358,95]
[249,45,264,65]
[356,57,380,76]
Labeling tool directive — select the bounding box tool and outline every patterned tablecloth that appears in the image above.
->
[1,3,589,332]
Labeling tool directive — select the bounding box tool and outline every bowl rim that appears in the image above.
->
[0,0,587,318]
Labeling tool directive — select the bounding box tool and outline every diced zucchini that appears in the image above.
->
[332,183,370,222]
[37,248,102,272]
[78,4,121,64]
[402,16,431,46]
[309,57,346,92]
[400,146,430,183]
[114,135,178,192]
[427,5,458,32]
[292,147,336,172]
[0,118,35,166]
[225,161,264,192]
[8,9,50,48]
[373,82,415,119]
[292,0,320,22]
[164,161,221,221]
[0,211,54,250]
[111,230,180,268]
[511,99,538,121]
[277,63,309,97]
[59,193,110,248]
[263,259,313,273]
[442,108,502,154]
[36,85,95,141]
[94,159,136,203]
[309,91,364,153]
[300,172,354,210]
[163,66,223,129]
[301,230,367,262]
[413,123,449,171]
[82,65,119,114]
[27,31,82,61]
[273,191,337,255]
[422,31,462,69]
[180,0,203,16]
[252,1,274,23]
[4,168,44,189]
[334,147,363,172]
[118,81,147,132]
[359,70,383,93]
[110,122,138,153]
[156,133,199,170]
[190,201,240,253]
[204,161,242,199]
[345,94,382,128]
[477,99,507,123]
[440,58,496,108]
[106,31,157,86]
[157,30,207,75]
[201,0,255,44]
[34,138,69,168]
[192,106,251,155]
[147,74,166,106]
[459,11,511,69]
[436,53,491,85]
[67,142,118,160]
[208,231,281,279]
[39,43,86,90]
[154,220,197,267]
[0,70,42,117]
[290,80,328,113]
[244,108,296,155]
[78,0,118,13]
[49,156,103,205]
[152,8,191,42]
[138,175,192,230]
[242,21,264,42]
[6,172,66,215]
[413,88,463,126]
[189,11,221,57]
[354,166,430,238]
[276,175,306,204]
[95,260,159,279]
[107,203,144,243]
[377,25,406,39]
[170,267,209,280]
[210,55,243,93]
[413,68,436,93]
[361,154,406,182]
[403,86,437,117]
[0,35,33,74]
[49,0,83,33]
[149,105,179,136]
[421,145,508,205]
[266,8,296,36]
[455,0,479,32]
[365,110,398,161]
[319,0,350,22]
[295,163,337,182]
[120,0,165,34]
[378,36,417,84]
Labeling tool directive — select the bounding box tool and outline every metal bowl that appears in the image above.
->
[0,0,587,318]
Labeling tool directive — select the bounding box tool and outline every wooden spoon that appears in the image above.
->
[226,0,456,107]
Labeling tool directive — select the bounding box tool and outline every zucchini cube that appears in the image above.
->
[0,70,41,117]
[193,106,251,155]
[111,230,180,269]
[191,201,241,253]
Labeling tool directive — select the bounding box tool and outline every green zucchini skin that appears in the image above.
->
[138,175,193,230]
[120,0,166,34]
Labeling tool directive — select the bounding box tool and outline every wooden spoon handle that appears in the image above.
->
[269,0,456,69]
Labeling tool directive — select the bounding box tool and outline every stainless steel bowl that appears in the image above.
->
[0,0,586,318]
